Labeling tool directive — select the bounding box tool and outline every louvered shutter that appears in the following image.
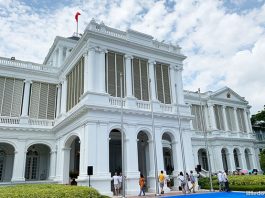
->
[2,78,14,116]
[29,82,40,118]
[108,52,116,96]
[0,77,5,115]
[116,54,124,97]
[155,64,164,103]
[47,84,56,119]
[80,57,84,95]
[133,58,141,100]
[39,83,48,119]
[11,79,23,117]
[162,65,171,104]
[141,60,149,101]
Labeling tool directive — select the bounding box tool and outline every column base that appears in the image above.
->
[20,116,29,124]
[125,97,137,109]
[11,177,25,183]
[81,91,109,107]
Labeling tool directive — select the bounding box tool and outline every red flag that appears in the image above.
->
[75,12,81,22]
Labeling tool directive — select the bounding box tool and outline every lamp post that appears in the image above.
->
[198,88,214,192]
[174,84,187,185]
[120,73,126,197]
[149,79,159,196]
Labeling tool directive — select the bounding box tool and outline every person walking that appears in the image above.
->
[158,170,165,194]
[138,174,145,196]
[217,171,224,191]
[112,172,119,196]
[118,172,123,196]
[223,170,230,192]
[190,171,196,193]
[178,172,186,194]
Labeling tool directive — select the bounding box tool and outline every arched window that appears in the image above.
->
[233,149,240,168]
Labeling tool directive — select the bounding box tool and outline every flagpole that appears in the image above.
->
[77,20,78,35]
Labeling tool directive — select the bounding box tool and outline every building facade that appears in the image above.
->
[0,19,260,195]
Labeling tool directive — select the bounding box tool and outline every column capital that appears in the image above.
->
[125,54,133,60]
[56,84,61,88]
[24,79,32,84]
[148,59,156,65]
[169,64,178,70]
[59,77,67,83]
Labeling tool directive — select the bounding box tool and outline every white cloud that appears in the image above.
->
[0,0,264,113]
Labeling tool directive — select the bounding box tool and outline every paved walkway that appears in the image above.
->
[112,190,210,198]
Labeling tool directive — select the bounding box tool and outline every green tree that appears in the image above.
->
[251,106,265,127]
[259,149,265,173]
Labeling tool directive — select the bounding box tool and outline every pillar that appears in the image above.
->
[227,148,236,172]
[49,150,56,179]
[233,107,240,132]
[125,55,133,98]
[155,130,164,172]
[148,60,157,101]
[62,147,71,184]
[222,106,229,131]
[60,78,67,115]
[87,48,96,92]
[212,146,223,172]
[56,84,61,117]
[239,148,247,169]
[243,108,250,133]
[170,65,177,104]
[11,141,26,182]
[97,49,106,93]
[21,80,31,117]
[208,104,217,130]
[175,65,184,105]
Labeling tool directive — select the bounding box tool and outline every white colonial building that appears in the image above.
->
[0,19,260,195]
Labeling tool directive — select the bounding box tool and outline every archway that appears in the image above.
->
[221,148,229,171]
[137,131,151,186]
[25,144,50,180]
[63,135,80,184]
[233,148,241,169]
[0,143,15,182]
[109,129,122,175]
[198,148,209,171]
[162,133,174,174]
[245,149,252,170]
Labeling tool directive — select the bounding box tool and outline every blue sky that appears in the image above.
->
[0,0,264,114]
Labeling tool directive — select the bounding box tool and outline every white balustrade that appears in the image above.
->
[29,118,55,126]
[160,104,173,112]
[0,116,20,124]
[109,97,125,107]
[0,57,59,73]
[136,100,150,110]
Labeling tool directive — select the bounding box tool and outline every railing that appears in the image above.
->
[136,100,150,110]
[29,118,55,127]
[160,104,173,112]
[0,57,59,73]
[0,116,20,124]
[109,97,125,107]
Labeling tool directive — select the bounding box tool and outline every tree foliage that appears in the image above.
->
[260,149,265,173]
[251,106,265,127]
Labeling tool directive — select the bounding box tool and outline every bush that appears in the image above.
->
[0,184,109,198]
[198,175,265,191]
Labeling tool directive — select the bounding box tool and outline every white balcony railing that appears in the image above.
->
[136,100,150,110]
[160,104,173,112]
[29,118,55,127]
[109,97,125,107]
[0,57,58,73]
[0,116,20,124]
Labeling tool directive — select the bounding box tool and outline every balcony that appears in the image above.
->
[0,57,59,73]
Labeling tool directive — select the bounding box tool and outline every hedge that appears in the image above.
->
[198,175,265,191]
[0,184,109,198]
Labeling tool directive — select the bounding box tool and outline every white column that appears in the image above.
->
[239,148,247,169]
[208,104,217,130]
[156,131,164,172]
[56,84,61,117]
[170,65,177,104]
[222,106,229,131]
[60,78,67,115]
[83,52,89,93]
[227,148,236,171]
[98,49,106,93]
[49,150,56,180]
[78,125,87,178]
[87,48,96,92]
[11,141,26,182]
[175,65,184,105]
[212,146,223,172]
[243,108,250,133]
[62,147,71,184]
[21,80,31,117]
[58,46,64,67]
[125,55,133,98]
[148,60,157,101]
[233,107,240,132]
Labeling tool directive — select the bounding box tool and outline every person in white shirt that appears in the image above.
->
[217,171,224,191]
[178,172,186,194]
[112,172,119,196]
[118,172,123,195]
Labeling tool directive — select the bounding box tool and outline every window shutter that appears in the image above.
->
[11,79,23,117]
[141,60,149,101]
[39,83,48,119]
[162,65,171,104]
[47,84,56,120]
[29,82,40,119]
[107,52,116,96]
[155,64,164,103]
[2,78,14,116]
[0,77,5,115]
[133,58,141,100]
